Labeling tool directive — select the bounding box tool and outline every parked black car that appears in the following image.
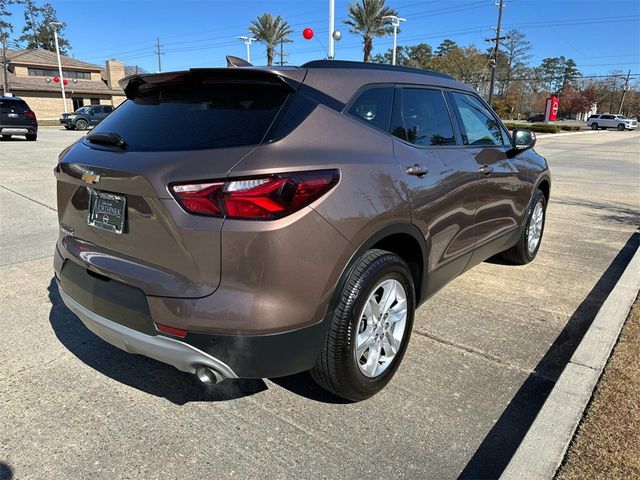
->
[60,105,114,130]
[527,114,545,122]
[0,96,38,141]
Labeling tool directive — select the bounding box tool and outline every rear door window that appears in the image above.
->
[347,86,393,132]
[91,82,291,151]
[451,92,506,146]
[393,88,456,146]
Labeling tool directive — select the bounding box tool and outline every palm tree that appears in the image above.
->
[345,0,397,62]
[248,13,293,66]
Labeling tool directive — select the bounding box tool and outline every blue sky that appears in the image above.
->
[6,0,640,76]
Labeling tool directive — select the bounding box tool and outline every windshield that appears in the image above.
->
[90,82,290,151]
[75,107,92,114]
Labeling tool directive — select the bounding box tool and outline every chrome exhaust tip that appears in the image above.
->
[195,365,224,385]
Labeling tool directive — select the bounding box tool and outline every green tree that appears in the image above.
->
[372,43,432,68]
[0,0,13,39]
[499,29,532,94]
[434,39,457,56]
[17,1,70,54]
[248,13,292,66]
[344,0,397,62]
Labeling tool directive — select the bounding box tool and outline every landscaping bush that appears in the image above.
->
[559,125,581,131]
[503,122,559,133]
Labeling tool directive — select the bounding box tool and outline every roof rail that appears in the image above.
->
[301,60,456,81]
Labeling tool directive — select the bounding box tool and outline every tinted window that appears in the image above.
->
[393,88,455,146]
[0,99,29,111]
[347,87,393,132]
[451,92,505,146]
[91,82,290,151]
[602,115,615,119]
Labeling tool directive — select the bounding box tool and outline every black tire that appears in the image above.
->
[591,123,598,130]
[64,126,71,130]
[502,189,547,265]
[1,135,10,140]
[311,249,415,401]
[26,134,37,141]
[617,123,625,131]
[75,119,89,131]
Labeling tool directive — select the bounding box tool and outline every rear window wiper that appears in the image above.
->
[86,132,128,149]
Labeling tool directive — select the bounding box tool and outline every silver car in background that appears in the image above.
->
[587,114,637,130]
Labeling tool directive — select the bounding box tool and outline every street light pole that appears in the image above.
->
[50,22,67,113]
[381,15,406,65]
[328,0,335,59]
[238,36,256,63]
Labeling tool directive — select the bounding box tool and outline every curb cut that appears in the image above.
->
[500,241,640,480]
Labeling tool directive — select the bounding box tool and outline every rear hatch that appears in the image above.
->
[55,68,299,298]
[0,98,37,127]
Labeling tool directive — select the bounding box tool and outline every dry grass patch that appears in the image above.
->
[556,295,640,480]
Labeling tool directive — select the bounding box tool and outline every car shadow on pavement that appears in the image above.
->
[458,231,639,479]
[47,278,267,405]
[0,462,13,480]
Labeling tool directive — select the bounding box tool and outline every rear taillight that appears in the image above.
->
[170,170,339,220]
[23,110,36,119]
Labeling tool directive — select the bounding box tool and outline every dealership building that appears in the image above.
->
[1,48,126,119]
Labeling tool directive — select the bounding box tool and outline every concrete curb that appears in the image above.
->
[500,242,640,480]
[536,130,610,138]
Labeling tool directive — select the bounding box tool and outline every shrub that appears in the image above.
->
[503,122,559,133]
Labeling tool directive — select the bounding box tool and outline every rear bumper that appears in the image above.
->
[0,124,37,135]
[54,252,329,379]
[58,281,239,379]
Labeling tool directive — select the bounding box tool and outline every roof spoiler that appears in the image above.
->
[118,67,304,100]
[226,55,253,67]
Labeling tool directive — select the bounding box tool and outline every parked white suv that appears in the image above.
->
[586,114,637,131]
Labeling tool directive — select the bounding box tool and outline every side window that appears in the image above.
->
[393,88,456,146]
[347,86,393,132]
[451,92,506,146]
[602,115,614,120]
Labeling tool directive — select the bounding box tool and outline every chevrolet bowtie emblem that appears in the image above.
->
[82,171,101,184]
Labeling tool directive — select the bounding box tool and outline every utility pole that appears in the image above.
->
[382,15,407,65]
[328,0,335,59]
[237,36,256,63]
[278,39,286,66]
[1,36,9,96]
[156,38,162,72]
[485,0,506,106]
[50,22,67,113]
[618,69,631,114]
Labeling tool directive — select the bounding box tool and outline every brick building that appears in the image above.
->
[1,48,126,119]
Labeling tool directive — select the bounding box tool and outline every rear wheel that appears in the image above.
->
[617,123,625,131]
[75,119,89,131]
[1,135,10,140]
[591,123,599,130]
[26,134,37,141]
[311,249,415,401]
[501,189,547,265]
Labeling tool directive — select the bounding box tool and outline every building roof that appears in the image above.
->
[7,48,101,71]
[1,70,122,96]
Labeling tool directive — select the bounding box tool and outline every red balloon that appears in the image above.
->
[53,76,59,83]
[63,79,68,85]
[303,28,314,40]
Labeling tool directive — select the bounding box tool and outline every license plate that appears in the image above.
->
[8,113,18,118]
[88,190,126,234]
[1,128,28,134]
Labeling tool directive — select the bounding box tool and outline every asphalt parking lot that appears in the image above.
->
[1,128,638,480]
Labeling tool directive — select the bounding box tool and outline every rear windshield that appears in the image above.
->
[0,99,29,111]
[90,82,290,151]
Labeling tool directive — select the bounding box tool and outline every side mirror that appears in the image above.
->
[512,129,536,150]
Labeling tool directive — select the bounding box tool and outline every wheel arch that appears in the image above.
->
[328,223,427,314]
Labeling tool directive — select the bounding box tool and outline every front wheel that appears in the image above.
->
[311,249,415,401]
[617,124,625,131]
[501,189,547,265]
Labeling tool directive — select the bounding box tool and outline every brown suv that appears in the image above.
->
[53,60,549,401]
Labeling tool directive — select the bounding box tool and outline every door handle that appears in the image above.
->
[406,164,428,177]
[478,165,494,175]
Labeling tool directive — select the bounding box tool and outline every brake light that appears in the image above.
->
[170,170,339,220]
[155,323,188,338]
[23,110,36,119]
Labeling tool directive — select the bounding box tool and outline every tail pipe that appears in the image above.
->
[195,365,225,385]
